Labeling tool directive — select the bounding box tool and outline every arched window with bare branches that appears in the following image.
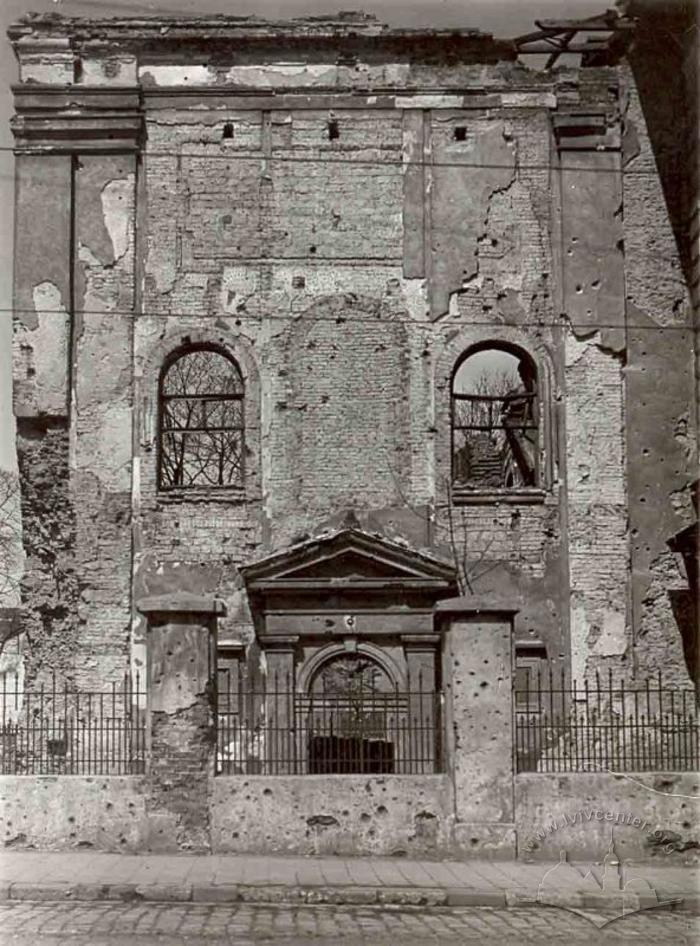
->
[451,344,538,491]
[158,346,245,491]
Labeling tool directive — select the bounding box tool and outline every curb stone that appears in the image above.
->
[134,883,191,902]
[0,882,697,913]
[446,889,506,908]
[191,884,241,903]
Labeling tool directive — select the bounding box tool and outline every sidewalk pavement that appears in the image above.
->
[0,851,697,913]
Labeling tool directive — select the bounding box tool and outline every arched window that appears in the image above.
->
[451,344,538,490]
[158,346,244,491]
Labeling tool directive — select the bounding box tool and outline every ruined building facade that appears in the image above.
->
[4,13,698,855]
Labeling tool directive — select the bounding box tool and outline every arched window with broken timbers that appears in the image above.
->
[451,344,539,492]
[158,345,245,491]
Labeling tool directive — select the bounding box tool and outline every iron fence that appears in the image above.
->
[514,667,699,773]
[0,672,146,775]
[217,669,442,776]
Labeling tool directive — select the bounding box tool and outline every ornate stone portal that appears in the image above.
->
[241,527,456,697]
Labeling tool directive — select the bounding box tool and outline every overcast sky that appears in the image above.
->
[0,0,605,470]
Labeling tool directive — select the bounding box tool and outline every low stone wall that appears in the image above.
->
[4,772,698,861]
[0,777,148,852]
[211,775,454,857]
[515,772,700,863]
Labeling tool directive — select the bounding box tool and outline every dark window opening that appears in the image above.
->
[158,346,244,491]
[327,119,339,140]
[222,122,234,140]
[453,125,467,141]
[451,345,538,490]
[514,641,548,713]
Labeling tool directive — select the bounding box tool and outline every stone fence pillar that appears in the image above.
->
[436,598,518,858]
[137,593,225,852]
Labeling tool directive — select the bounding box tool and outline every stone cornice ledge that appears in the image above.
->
[137,593,226,616]
[435,596,520,616]
[11,84,143,152]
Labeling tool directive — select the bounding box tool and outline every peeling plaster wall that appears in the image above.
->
[134,92,574,660]
[564,335,628,681]
[12,148,138,687]
[70,155,136,687]
[9,18,696,712]
[620,67,697,684]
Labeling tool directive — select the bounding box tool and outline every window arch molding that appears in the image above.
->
[157,344,245,492]
[295,643,407,695]
[434,329,556,503]
[138,328,261,501]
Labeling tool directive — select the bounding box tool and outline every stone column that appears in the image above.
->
[259,636,298,775]
[402,634,439,774]
[436,598,518,858]
[137,593,224,853]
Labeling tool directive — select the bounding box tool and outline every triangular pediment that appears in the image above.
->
[241,529,456,590]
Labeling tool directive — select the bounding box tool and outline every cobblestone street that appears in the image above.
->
[0,901,697,945]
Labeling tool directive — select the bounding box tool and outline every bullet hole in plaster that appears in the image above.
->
[222,214,232,227]
[591,280,600,290]
[328,119,339,140]
[263,788,272,796]
[575,285,583,294]
[453,126,467,141]
[310,246,317,254]
[222,122,234,140]
[480,681,488,688]
[376,805,388,816]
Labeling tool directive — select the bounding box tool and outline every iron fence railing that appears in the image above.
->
[514,667,699,773]
[0,673,146,775]
[217,670,442,776]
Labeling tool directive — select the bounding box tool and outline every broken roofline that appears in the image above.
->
[8,12,515,64]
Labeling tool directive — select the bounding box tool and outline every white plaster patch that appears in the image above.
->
[591,609,627,656]
[139,64,213,85]
[501,92,557,108]
[30,282,70,415]
[147,234,177,295]
[19,57,73,84]
[564,332,599,367]
[223,64,338,87]
[81,56,137,86]
[221,268,258,313]
[395,95,466,109]
[101,176,134,262]
[77,399,133,493]
[570,601,589,683]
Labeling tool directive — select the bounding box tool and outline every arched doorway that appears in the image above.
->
[304,653,399,774]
